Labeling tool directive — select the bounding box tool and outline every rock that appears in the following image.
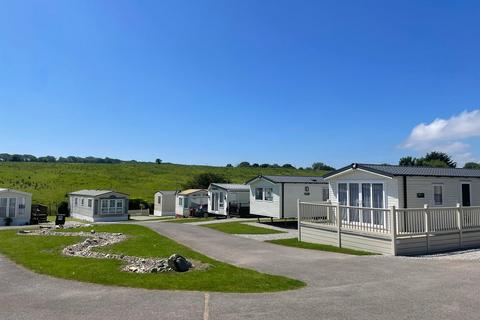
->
[90,229,95,234]
[168,254,191,272]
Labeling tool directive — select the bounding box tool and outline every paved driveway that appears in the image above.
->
[2,221,480,320]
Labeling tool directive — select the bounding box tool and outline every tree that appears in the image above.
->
[237,161,251,167]
[399,156,417,166]
[464,162,480,169]
[422,151,456,168]
[260,163,270,168]
[226,164,233,168]
[282,164,295,169]
[155,158,162,164]
[183,173,231,189]
[252,163,259,167]
[311,162,335,171]
[400,152,457,168]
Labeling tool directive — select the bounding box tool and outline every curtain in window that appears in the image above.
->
[362,183,371,223]
[349,183,359,222]
[372,184,384,225]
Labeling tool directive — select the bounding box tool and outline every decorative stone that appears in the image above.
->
[18,228,198,274]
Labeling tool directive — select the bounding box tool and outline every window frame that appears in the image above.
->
[336,181,386,227]
[264,188,273,201]
[433,184,444,206]
[255,188,264,201]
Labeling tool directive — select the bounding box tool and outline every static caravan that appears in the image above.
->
[69,190,129,222]
[208,183,250,216]
[246,175,329,219]
[154,191,177,216]
[297,163,480,256]
[175,189,208,217]
[0,188,32,226]
[323,163,480,209]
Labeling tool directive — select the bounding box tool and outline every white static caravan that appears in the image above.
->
[0,188,32,226]
[298,163,480,256]
[69,190,129,222]
[175,189,209,217]
[153,191,177,216]
[208,183,250,216]
[323,163,480,210]
[246,175,329,219]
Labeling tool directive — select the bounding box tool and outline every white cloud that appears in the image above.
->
[402,110,480,165]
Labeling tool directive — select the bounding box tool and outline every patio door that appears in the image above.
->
[462,183,471,207]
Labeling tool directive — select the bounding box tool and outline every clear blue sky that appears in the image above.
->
[1,0,480,167]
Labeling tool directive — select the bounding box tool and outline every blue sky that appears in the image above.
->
[1,0,480,168]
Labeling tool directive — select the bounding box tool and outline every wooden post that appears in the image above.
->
[391,206,397,256]
[424,204,430,254]
[336,202,342,248]
[297,199,301,241]
[456,203,463,249]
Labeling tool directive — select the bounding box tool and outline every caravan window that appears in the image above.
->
[264,188,273,201]
[255,188,263,200]
[322,188,329,201]
[433,185,443,206]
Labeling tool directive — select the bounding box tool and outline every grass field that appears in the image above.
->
[202,221,286,234]
[266,238,376,256]
[0,224,304,292]
[0,162,324,206]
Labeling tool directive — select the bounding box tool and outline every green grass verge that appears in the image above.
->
[0,224,304,292]
[165,217,216,223]
[266,238,376,256]
[202,221,286,234]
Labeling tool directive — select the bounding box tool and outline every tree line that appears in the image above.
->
[0,153,132,164]
[399,151,480,169]
[227,161,335,171]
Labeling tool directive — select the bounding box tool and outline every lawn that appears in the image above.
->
[202,221,286,234]
[0,224,304,292]
[266,238,376,256]
[0,162,325,206]
[166,217,216,224]
[46,216,86,223]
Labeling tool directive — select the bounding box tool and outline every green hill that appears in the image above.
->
[0,162,326,206]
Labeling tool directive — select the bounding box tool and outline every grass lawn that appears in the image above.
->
[266,238,376,256]
[46,216,86,224]
[0,224,304,292]
[202,221,286,234]
[165,217,216,223]
[0,162,326,205]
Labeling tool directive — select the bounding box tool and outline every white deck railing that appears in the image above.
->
[298,201,392,235]
[298,201,480,238]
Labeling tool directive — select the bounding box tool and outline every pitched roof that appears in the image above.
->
[209,183,250,192]
[323,163,480,179]
[69,190,128,197]
[156,190,178,195]
[246,175,326,184]
[178,189,208,196]
[0,188,31,196]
